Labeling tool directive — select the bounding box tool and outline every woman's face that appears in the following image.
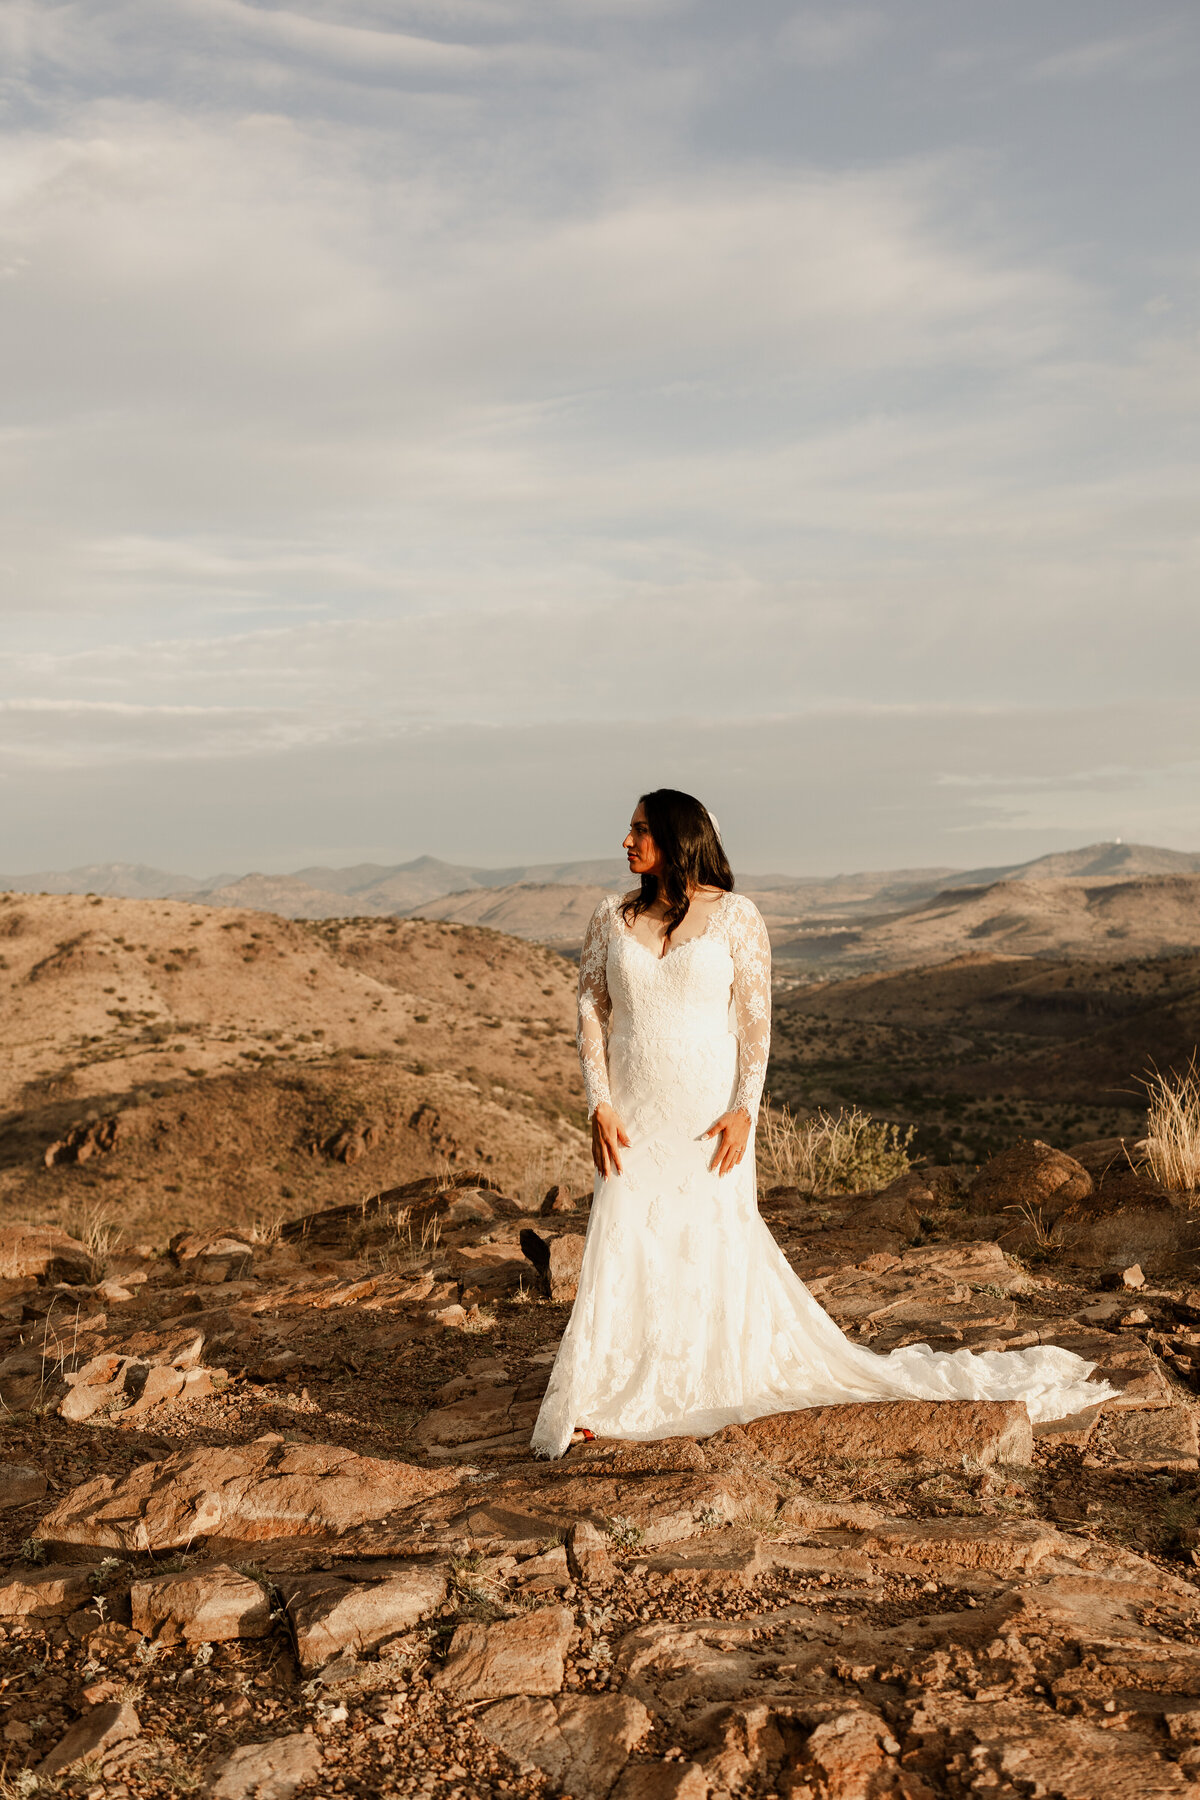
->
[623,803,663,878]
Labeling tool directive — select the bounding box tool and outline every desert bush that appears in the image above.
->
[758,1101,914,1195]
[1142,1056,1200,1194]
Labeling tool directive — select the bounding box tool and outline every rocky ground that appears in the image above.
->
[4,1140,1200,1797]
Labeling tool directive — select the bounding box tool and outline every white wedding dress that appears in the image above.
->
[531,889,1114,1459]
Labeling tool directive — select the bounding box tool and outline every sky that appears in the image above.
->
[2,0,1198,878]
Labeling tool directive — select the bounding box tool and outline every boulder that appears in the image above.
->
[792,1708,903,1797]
[862,1516,1074,1573]
[36,1702,139,1778]
[1106,1409,1200,1471]
[209,1733,324,1800]
[432,1604,574,1700]
[170,1230,254,1283]
[130,1563,270,1643]
[513,1543,572,1593]
[478,1694,652,1800]
[34,1440,461,1555]
[282,1564,448,1668]
[567,1519,614,1586]
[966,1141,1092,1220]
[519,1228,587,1303]
[0,1224,91,1284]
[0,1462,47,1510]
[1056,1175,1199,1276]
[58,1350,215,1423]
[0,1563,97,1619]
[708,1400,1034,1467]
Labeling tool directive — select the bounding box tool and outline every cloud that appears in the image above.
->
[1031,24,1196,84]
[1,1,1197,870]
[777,7,886,68]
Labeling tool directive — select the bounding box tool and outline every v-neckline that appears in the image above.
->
[619,890,728,961]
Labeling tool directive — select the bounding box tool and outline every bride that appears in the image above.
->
[531,789,1114,1459]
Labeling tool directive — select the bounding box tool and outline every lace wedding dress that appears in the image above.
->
[531,889,1114,1459]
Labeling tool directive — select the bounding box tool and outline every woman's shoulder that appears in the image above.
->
[718,890,768,933]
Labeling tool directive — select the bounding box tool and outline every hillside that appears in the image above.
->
[773,873,1200,975]
[413,882,615,945]
[0,893,590,1239]
[771,946,1200,1163]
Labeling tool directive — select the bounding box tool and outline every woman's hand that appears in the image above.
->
[704,1108,752,1177]
[591,1103,631,1178]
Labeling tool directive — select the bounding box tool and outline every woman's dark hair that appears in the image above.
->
[621,788,733,944]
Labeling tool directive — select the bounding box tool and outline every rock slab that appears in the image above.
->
[708,1399,1035,1467]
[0,1563,97,1619]
[36,1701,140,1777]
[209,1732,324,1800]
[432,1604,574,1701]
[35,1440,461,1554]
[130,1562,270,1643]
[283,1565,448,1668]
[479,1694,652,1800]
[0,1224,91,1283]
[0,1462,48,1509]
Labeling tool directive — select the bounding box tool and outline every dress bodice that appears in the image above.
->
[576,889,771,1119]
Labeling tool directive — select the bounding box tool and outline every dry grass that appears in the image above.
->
[61,1201,122,1276]
[1141,1056,1200,1195]
[1004,1198,1062,1257]
[758,1100,914,1195]
[0,1767,43,1799]
[246,1208,285,1247]
[381,1206,442,1270]
[517,1148,569,1211]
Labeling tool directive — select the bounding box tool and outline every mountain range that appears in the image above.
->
[4,839,1197,912]
[5,841,1200,964]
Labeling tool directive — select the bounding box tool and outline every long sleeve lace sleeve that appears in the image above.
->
[577,897,614,1116]
[729,896,772,1118]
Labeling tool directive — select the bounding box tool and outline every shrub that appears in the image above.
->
[1142,1056,1200,1194]
[758,1101,914,1195]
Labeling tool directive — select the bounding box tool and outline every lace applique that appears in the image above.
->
[713,893,772,1117]
[576,894,618,1117]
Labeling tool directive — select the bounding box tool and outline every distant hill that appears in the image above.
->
[414,883,615,945]
[0,861,203,899]
[773,873,1200,974]
[952,842,1200,887]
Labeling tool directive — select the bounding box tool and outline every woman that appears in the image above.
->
[531,789,1113,1459]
